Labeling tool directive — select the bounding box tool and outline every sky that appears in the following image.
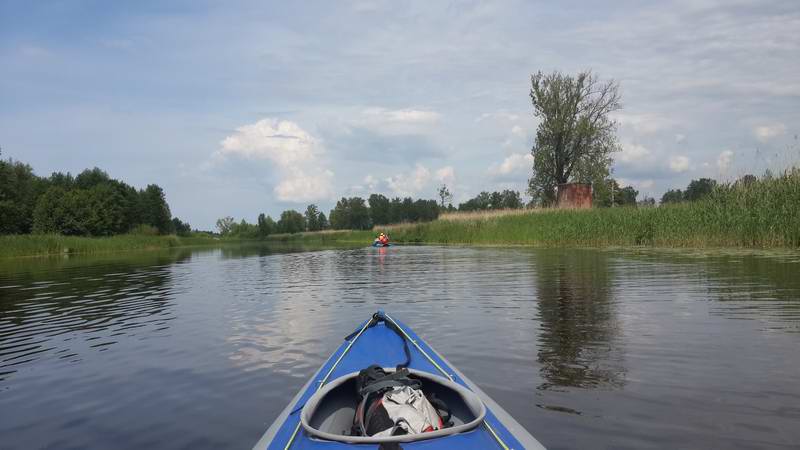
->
[1,0,798,229]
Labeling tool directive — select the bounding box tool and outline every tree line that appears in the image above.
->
[0,157,188,236]
[216,195,442,237]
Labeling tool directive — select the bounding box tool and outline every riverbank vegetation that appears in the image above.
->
[0,232,223,258]
[0,157,218,257]
[274,169,800,248]
[0,160,190,237]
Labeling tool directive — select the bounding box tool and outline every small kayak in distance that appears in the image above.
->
[372,241,391,247]
[252,311,546,449]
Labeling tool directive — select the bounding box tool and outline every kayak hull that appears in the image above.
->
[372,242,391,247]
[253,311,545,449]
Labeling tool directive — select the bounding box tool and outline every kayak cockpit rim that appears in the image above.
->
[300,369,487,444]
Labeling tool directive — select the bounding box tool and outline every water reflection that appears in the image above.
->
[1,245,799,450]
[619,249,800,332]
[0,251,191,384]
[532,250,626,391]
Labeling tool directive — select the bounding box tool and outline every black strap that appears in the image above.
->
[427,392,452,427]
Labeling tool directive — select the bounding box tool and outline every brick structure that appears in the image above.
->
[556,183,593,208]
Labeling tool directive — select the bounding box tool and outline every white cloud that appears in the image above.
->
[476,111,520,123]
[753,123,786,142]
[639,179,655,189]
[668,155,691,173]
[489,153,534,176]
[385,164,432,197]
[511,125,525,137]
[274,168,334,202]
[613,113,672,135]
[435,166,455,184]
[675,134,687,144]
[363,174,379,191]
[618,142,651,163]
[218,119,318,167]
[717,150,734,172]
[357,107,440,135]
[216,118,332,202]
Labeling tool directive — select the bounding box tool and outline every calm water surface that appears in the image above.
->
[1,245,799,449]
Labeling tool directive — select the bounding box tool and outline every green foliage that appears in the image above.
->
[278,210,305,234]
[139,184,172,234]
[0,233,224,258]
[617,186,638,206]
[257,213,276,237]
[304,204,326,231]
[593,179,638,207]
[287,170,800,249]
[130,224,160,236]
[74,167,111,189]
[660,178,718,204]
[368,194,391,225]
[527,70,620,206]
[458,190,522,211]
[684,178,717,202]
[171,217,192,236]
[2,156,176,237]
[0,158,46,234]
[317,212,329,230]
[660,189,684,204]
[330,197,371,230]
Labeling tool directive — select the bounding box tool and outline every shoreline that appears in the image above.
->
[0,234,249,259]
[266,198,800,250]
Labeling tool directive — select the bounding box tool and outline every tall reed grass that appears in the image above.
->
[289,170,800,249]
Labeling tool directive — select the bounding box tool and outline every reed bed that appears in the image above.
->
[288,170,800,249]
[437,208,542,222]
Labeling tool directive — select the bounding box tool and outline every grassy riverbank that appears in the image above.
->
[0,233,227,258]
[277,170,800,249]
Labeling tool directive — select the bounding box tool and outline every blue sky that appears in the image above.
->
[1,0,798,229]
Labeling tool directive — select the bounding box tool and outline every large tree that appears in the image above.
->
[368,194,391,225]
[527,70,621,206]
[304,204,322,231]
[278,209,305,234]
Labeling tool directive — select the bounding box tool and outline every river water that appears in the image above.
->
[1,244,799,449]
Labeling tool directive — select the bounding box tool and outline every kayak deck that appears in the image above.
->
[254,312,545,449]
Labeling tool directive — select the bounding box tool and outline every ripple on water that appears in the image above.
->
[0,246,799,450]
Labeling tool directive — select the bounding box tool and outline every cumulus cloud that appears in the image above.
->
[274,168,334,202]
[618,142,651,164]
[511,125,525,137]
[717,150,734,173]
[668,155,690,173]
[435,166,455,184]
[385,164,432,197]
[363,174,379,191]
[489,153,534,176]
[753,123,786,142]
[218,119,319,167]
[216,118,332,202]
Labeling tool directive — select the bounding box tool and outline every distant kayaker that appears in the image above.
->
[375,232,389,246]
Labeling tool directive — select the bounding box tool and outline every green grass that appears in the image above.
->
[0,233,226,258]
[283,170,800,249]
